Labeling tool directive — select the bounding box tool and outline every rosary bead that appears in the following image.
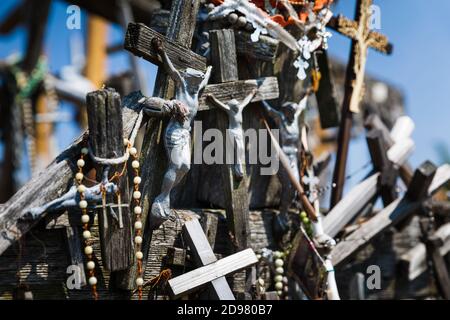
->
[86,261,95,270]
[129,147,138,156]
[83,230,91,239]
[276,290,283,296]
[81,147,88,155]
[88,276,97,286]
[75,172,84,181]
[275,282,283,291]
[237,16,247,28]
[256,254,261,260]
[275,258,284,268]
[228,13,238,24]
[134,236,143,244]
[77,159,85,168]
[135,251,143,260]
[123,138,130,146]
[79,200,88,209]
[81,214,90,223]
[134,206,142,214]
[133,191,141,200]
[300,211,307,219]
[134,221,143,230]
[84,246,93,255]
[136,277,144,286]
[77,184,86,193]
[302,217,310,225]
[276,267,284,274]
[133,176,142,185]
[273,251,281,259]
[132,160,140,169]
[274,275,283,283]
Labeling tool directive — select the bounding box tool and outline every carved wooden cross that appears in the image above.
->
[331,162,450,266]
[330,0,393,207]
[168,217,258,299]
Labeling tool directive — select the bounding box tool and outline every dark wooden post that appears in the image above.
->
[86,88,133,272]
[209,29,251,251]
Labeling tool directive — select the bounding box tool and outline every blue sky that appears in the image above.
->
[0,0,449,186]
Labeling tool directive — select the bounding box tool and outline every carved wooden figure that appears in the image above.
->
[206,89,257,180]
[150,38,212,227]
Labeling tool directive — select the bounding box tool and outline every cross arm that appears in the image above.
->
[240,88,258,109]
[206,93,230,112]
[327,15,393,55]
[124,22,207,72]
[198,77,279,111]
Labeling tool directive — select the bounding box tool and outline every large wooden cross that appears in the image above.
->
[168,216,258,299]
[330,0,393,207]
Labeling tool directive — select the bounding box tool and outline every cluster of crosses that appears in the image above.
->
[0,0,449,300]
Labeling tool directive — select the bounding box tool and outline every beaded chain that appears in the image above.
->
[75,147,98,300]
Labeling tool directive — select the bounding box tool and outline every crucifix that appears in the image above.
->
[168,216,258,299]
[330,0,393,208]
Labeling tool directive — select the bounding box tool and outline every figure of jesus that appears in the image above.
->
[261,96,306,237]
[206,89,257,180]
[150,39,212,228]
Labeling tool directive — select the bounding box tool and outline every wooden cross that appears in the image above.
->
[168,216,258,299]
[323,116,415,238]
[331,162,450,266]
[86,88,133,272]
[330,0,393,207]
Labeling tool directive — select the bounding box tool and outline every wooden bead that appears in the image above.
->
[273,251,281,259]
[134,221,143,230]
[123,138,130,146]
[88,276,97,286]
[276,290,283,296]
[228,13,238,24]
[129,147,138,156]
[81,147,88,155]
[133,176,141,185]
[75,172,84,181]
[237,16,247,28]
[83,230,91,239]
[136,277,144,286]
[132,160,140,169]
[275,258,284,267]
[77,184,86,193]
[134,206,142,214]
[86,261,95,270]
[79,200,88,209]
[274,275,283,282]
[135,251,143,260]
[81,214,90,223]
[276,267,284,274]
[133,191,141,200]
[77,159,85,168]
[134,236,143,244]
[275,282,283,290]
[84,246,93,255]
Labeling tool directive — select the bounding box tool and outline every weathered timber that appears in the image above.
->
[234,30,278,62]
[210,29,238,84]
[125,22,207,73]
[366,129,397,205]
[121,0,202,290]
[323,138,414,238]
[365,114,414,185]
[183,216,235,300]
[198,77,279,111]
[168,248,258,299]
[86,88,133,271]
[65,226,86,287]
[0,91,144,256]
[331,163,450,266]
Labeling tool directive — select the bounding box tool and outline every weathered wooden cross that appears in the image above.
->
[331,162,450,266]
[168,216,258,299]
[330,0,393,207]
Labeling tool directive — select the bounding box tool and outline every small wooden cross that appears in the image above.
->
[168,217,258,299]
[330,0,393,207]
